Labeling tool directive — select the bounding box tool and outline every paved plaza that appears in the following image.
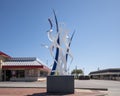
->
[0,80,120,96]
[0,88,108,96]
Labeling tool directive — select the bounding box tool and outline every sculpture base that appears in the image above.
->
[47,75,74,94]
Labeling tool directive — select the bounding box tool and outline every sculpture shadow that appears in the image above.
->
[27,92,74,96]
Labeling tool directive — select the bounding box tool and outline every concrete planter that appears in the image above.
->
[47,75,74,94]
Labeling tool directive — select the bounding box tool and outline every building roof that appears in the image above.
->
[0,51,11,58]
[2,57,50,71]
[89,68,120,75]
[5,57,37,62]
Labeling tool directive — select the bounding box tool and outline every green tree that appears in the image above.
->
[71,69,83,79]
[71,69,83,75]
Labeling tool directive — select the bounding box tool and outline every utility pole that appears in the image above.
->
[83,67,85,75]
[75,65,77,79]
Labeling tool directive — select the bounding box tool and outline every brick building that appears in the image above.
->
[0,51,50,81]
[89,68,120,81]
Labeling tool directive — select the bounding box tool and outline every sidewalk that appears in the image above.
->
[0,88,108,96]
[0,80,109,96]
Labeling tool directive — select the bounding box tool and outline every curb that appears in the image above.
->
[75,88,108,91]
[0,86,108,91]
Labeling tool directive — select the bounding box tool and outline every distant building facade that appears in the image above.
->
[89,68,120,81]
[0,51,50,81]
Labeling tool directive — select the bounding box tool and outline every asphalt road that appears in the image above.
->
[0,80,120,96]
[75,80,120,96]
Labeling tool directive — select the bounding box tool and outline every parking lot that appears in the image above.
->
[75,80,120,96]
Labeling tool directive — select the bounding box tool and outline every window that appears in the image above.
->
[40,71,48,77]
[16,70,25,78]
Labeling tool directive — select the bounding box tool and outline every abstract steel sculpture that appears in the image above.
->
[46,10,75,75]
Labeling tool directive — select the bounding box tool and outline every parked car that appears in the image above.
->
[79,75,90,80]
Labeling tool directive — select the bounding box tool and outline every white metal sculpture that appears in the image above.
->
[46,11,75,75]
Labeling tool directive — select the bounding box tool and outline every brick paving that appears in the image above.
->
[0,88,107,96]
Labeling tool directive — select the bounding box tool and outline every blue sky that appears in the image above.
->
[0,0,120,74]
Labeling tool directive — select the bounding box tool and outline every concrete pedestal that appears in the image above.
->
[47,75,74,94]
